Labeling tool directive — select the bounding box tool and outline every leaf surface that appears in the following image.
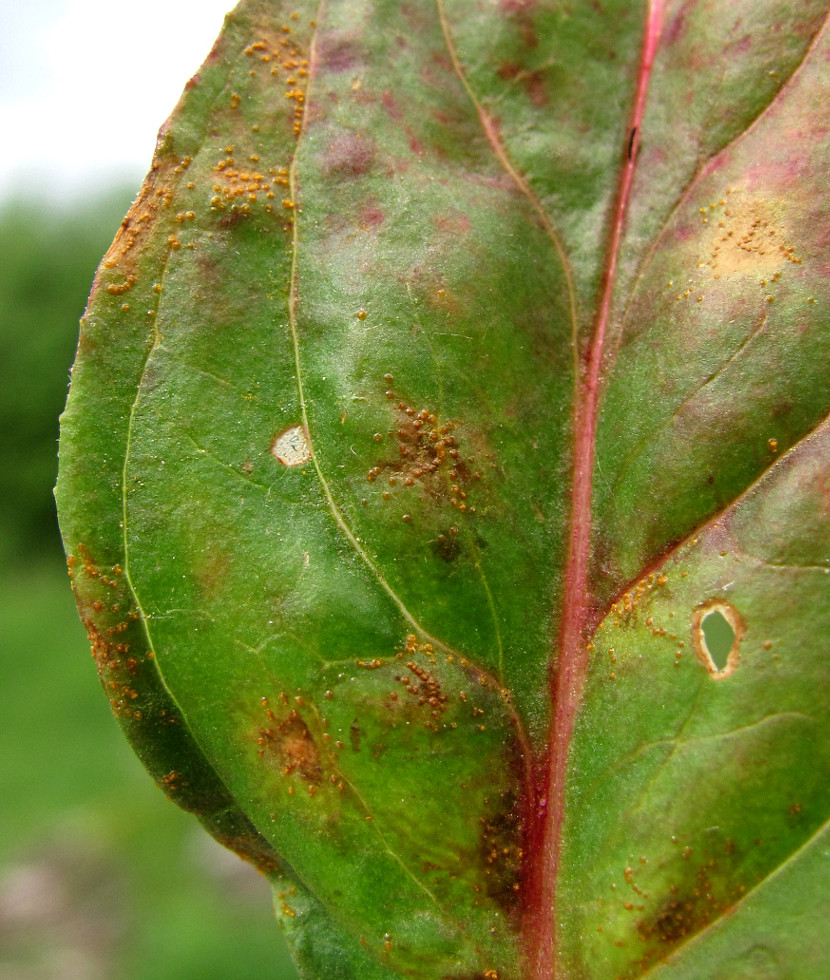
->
[56,1,830,978]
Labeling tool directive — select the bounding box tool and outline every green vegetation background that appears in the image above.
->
[0,192,300,979]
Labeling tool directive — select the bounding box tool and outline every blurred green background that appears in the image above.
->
[0,192,300,979]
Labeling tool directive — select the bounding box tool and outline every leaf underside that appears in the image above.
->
[56,1,830,978]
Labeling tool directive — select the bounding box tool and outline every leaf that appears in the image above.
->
[55,1,830,978]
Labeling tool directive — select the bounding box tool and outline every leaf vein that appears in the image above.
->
[435,0,580,380]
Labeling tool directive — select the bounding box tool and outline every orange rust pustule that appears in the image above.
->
[479,789,523,922]
[387,635,452,731]
[96,150,183,284]
[368,381,485,520]
[71,545,149,721]
[258,708,322,784]
[625,846,750,977]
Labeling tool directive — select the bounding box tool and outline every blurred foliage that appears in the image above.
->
[0,193,133,562]
[0,192,299,978]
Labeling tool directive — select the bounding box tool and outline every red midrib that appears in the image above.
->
[525,4,665,977]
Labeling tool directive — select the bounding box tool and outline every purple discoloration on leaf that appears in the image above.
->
[317,31,363,72]
[323,132,376,177]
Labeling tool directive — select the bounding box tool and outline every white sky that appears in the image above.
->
[0,0,236,202]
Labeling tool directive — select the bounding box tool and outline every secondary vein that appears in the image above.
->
[285,1,467,664]
[435,0,580,383]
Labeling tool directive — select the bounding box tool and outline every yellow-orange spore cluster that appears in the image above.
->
[208,15,312,218]
[387,634,450,730]
[210,152,290,209]
[99,154,192,281]
[601,571,690,672]
[675,190,805,309]
[69,546,150,721]
[609,571,669,624]
[700,195,802,273]
[242,34,309,137]
[367,377,484,520]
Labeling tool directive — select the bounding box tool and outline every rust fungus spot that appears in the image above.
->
[690,599,745,678]
[271,425,311,466]
[258,708,322,783]
[701,193,802,279]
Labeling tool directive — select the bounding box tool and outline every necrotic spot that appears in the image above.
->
[271,425,311,466]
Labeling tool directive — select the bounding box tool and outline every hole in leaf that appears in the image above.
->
[690,600,744,679]
[701,609,735,671]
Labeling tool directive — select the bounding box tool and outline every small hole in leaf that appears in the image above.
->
[701,609,735,671]
[690,599,744,679]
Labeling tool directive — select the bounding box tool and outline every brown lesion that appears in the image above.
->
[210,828,281,877]
[366,376,486,522]
[631,853,748,974]
[257,700,322,784]
[479,790,523,921]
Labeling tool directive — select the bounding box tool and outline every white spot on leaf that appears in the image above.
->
[271,425,311,466]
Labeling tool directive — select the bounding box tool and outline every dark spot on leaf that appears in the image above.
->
[440,975,506,980]
[479,787,522,920]
[630,842,751,974]
[406,128,425,155]
[431,534,461,563]
[499,0,538,13]
[350,718,361,752]
[524,71,549,107]
[217,207,251,229]
[211,821,281,876]
[361,204,385,227]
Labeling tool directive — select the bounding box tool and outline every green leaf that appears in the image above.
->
[56,1,830,978]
